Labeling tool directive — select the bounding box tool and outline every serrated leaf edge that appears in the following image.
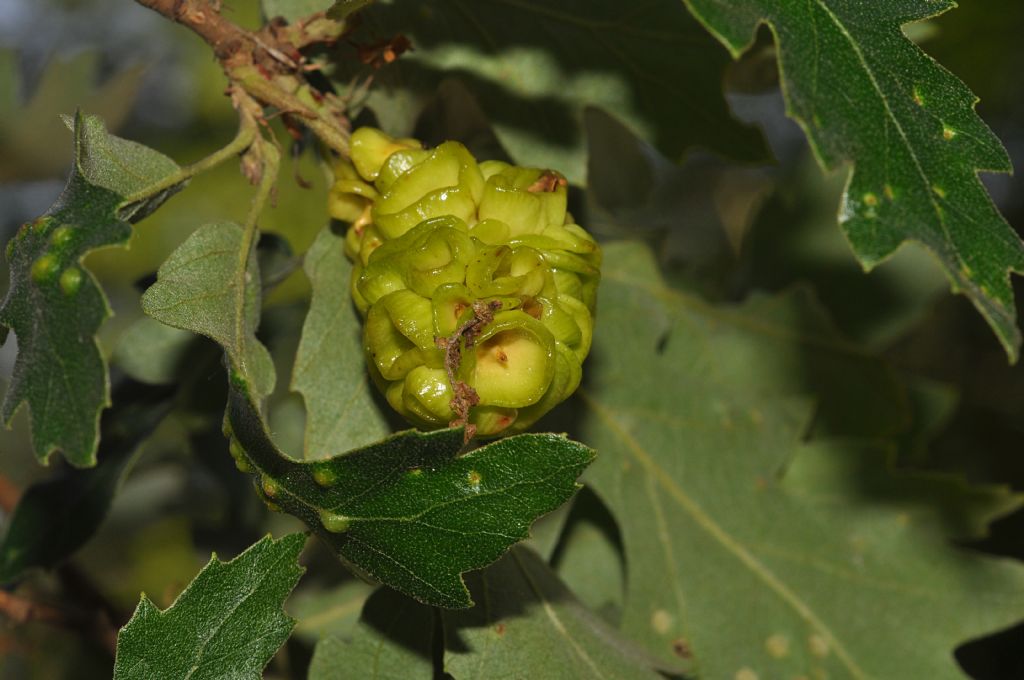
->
[115,533,307,678]
[682,0,1024,361]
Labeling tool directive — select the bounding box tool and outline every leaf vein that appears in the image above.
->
[578,389,868,679]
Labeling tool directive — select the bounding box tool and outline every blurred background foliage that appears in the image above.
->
[0,0,1022,677]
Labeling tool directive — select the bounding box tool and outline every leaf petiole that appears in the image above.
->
[120,118,258,209]
[233,139,280,371]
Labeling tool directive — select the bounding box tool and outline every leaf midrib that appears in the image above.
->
[182,546,293,679]
[511,549,609,679]
[579,389,868,679]
[806,0,956,265]
[302,460,585,524]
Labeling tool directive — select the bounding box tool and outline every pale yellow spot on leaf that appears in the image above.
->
[765,633,790,659]
[651,609,673,635]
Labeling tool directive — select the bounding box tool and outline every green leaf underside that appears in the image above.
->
[308,587,435,680]
[289,578,375,643]
[227,385,594,608]
[0,383,173,583]
[338,0,767,183]
[114,533,306,680]
[0,113,183,466]
[112,316,197,386]
[141,222,275,398]
[291,225,390,458]
[443,547,674,679]
[684,0,1024,359]
[308,547,671,680]
[578,242,1024,678]
[548,489,626,628]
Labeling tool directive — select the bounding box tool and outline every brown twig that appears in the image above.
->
[0,590,66,626]
[134,0,253,62]
[0,475,121,656]
[0,589,117,656]
[134,0,352,154]
[0,473,20,513]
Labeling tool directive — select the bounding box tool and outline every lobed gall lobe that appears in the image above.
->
[330,127,601,438]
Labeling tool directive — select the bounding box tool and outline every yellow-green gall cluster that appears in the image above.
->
[329,127,600,437]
